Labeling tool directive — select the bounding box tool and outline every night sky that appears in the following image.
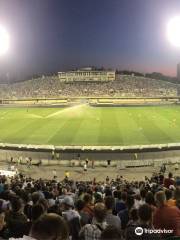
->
[1,0,180,81]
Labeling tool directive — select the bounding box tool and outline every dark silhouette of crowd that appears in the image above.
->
[0,171,179,240]
[0,75,178,99]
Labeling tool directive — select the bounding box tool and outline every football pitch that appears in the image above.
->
[1,104,180,146]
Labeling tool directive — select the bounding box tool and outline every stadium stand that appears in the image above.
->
[0,170,179,239]
[0,74,178,99]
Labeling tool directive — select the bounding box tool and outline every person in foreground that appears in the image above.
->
[9,213,68,240]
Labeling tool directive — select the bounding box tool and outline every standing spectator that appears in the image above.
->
[153,191,180,238]
[5,197,28,238]
[9,213,69,240]
[79,203,107,240]
[104,196,121,230]
[164,172,175,189]
[62,196,81,240]
[118,195,134,230]
[126,204,159,240]
[82,194,94,222]
[165,189,176,207]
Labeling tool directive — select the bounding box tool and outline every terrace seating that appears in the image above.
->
[0,74,178,99]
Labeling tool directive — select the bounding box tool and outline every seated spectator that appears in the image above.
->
[164,172,175,189]
[153,191,180,238]
[104,196,121,230]
[79,203,107,240]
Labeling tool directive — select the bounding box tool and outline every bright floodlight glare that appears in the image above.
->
[0,25,10,56]
[167,16,180,47]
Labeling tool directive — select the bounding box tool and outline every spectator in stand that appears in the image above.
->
[126,204,160,240]
[115,191,127,214]
[75,199,91,227]
[61,196,81,240]
[145,191,156,213]
[82,193,94,222]
[10,213,69,240]
[101,225,122,240]
[164,172,175,189]
[153,191,180,238]
[79,203,107,240]
[165,189,176,207]
[118,195,134,230]
[5,196,28,238]
[134,188,147,209]
[104,196,121,230]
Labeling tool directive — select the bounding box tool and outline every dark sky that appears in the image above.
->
[1,0,180,81]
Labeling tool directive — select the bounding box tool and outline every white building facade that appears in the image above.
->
[58,68,115,82]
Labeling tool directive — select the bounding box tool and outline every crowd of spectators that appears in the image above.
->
[0,170,179,240]
[0,75,178,99]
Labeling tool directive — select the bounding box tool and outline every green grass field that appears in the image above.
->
[1,104,180,146]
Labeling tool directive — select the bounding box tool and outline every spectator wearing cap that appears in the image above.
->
[61,196,81,240]
[79,203,107,240]
[153,191,180,238]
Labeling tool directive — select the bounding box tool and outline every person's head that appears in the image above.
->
[62,196,74,210]
[168,172,173,179]
[138,204,152,224]
[155,191,166,207]
[140,188,147,200]
[126,195,134,210]
[83,193,92,205]
[30,213,68,240]
[94,203,106,223]
[32,192,40,205]
[129,208,138,222]
[31,204,44,222]
[75,199,85,212]
[104,196,115,211]
[121,192,127,202]
[101,225,121,240]
[145,191,155,206]
[165,189,173,201]
[11,197,23,213]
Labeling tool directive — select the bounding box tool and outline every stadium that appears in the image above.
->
[0,70,180,172]
[0,1,180,239]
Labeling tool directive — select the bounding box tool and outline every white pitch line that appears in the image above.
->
[45,104,87,118]
[28,114,43,119]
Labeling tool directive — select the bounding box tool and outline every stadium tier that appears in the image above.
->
[0,74,178,99]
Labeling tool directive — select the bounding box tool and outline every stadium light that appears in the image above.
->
[0,25,10,56]
[167,16,180,47]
